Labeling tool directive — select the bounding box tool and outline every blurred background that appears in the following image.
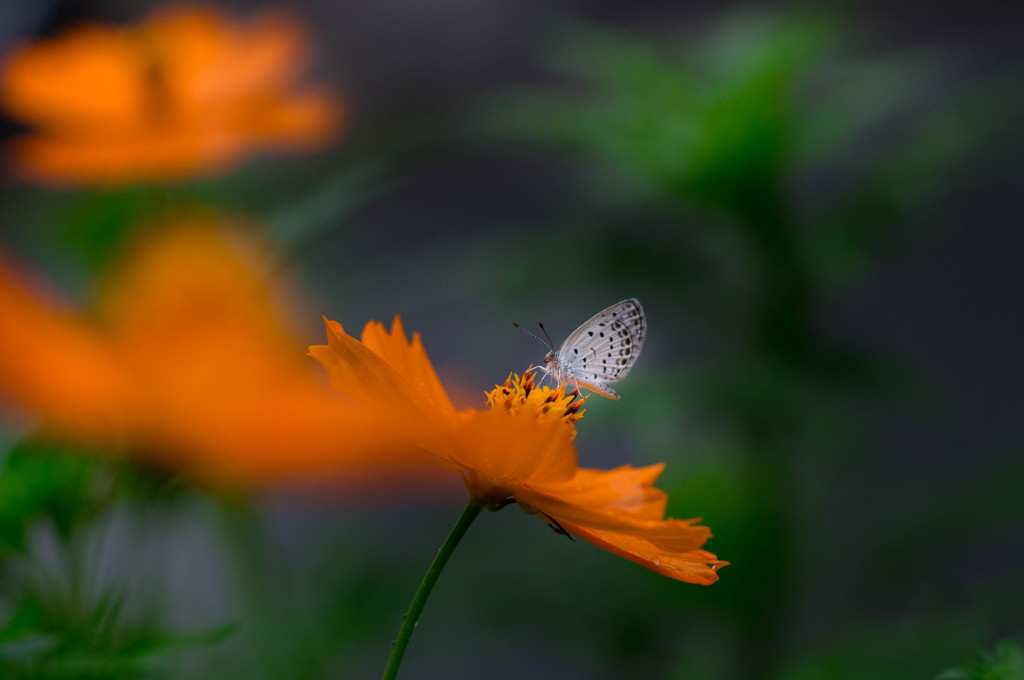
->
[0,0,1022,678]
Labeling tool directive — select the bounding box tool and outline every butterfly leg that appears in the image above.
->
[526,364,550,388]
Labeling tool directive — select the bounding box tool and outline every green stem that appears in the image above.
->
[380,497,484,680]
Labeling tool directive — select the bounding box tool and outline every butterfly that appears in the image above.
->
[516,298,646,400]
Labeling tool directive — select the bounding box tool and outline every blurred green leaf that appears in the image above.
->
[0,441,100,555]
[0,439,188,558]
[487,15,834,224]
[938,640,1024,680]
[775,616,987,680]
[264,161,392,252]
[0,587,220,680]
[811,73,1021,284]
[0,186,155,288]
[0,481,229,680]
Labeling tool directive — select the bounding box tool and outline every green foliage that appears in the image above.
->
[0,186,153,289]
[0,564,235,680]
[938,641,1024,680]
[772,617,986,680]
[0,438,222,679]
[0,589,163,680]
[0,441,103,555]
[0,440,190,558]
[486,12,1011,290]
[263,160,393,252]
[488,16,828,216]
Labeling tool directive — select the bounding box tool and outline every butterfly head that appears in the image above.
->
[543,351,555,365]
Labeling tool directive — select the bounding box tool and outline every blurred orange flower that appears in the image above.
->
[0,221,425,486]
[0,6,342,185]
[310,321,727,584]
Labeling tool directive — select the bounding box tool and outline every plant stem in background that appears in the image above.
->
[380,497,484,680]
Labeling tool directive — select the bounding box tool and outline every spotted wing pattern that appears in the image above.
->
[553,298,646,391]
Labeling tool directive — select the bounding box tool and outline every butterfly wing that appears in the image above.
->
[557,298,646,389]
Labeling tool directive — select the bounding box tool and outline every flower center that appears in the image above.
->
[484,369,587,439]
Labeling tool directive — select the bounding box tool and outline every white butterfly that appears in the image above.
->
[518,298,646,400]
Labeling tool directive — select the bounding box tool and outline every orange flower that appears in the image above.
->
[0,6,341,185]
[310,320,728,584]
[0,221,429,486]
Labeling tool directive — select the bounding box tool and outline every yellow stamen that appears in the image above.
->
[485,369,587,439]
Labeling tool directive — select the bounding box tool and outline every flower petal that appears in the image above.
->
[8,126,244,185]
[449,409,578,497]
[110,225,442,485]
[538,464,669,516]
[308,318,414,407]
[515,464,675,531]
[0,23,144,131]
[0,252,134,441]
[558,522,728,585]
[0,222,443,488]
[0,7,342,185]
[515,464,715,556]
[359,317,458,424]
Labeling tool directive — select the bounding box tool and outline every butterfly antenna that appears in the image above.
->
[538,322,556,351]
[513,322,553,351]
